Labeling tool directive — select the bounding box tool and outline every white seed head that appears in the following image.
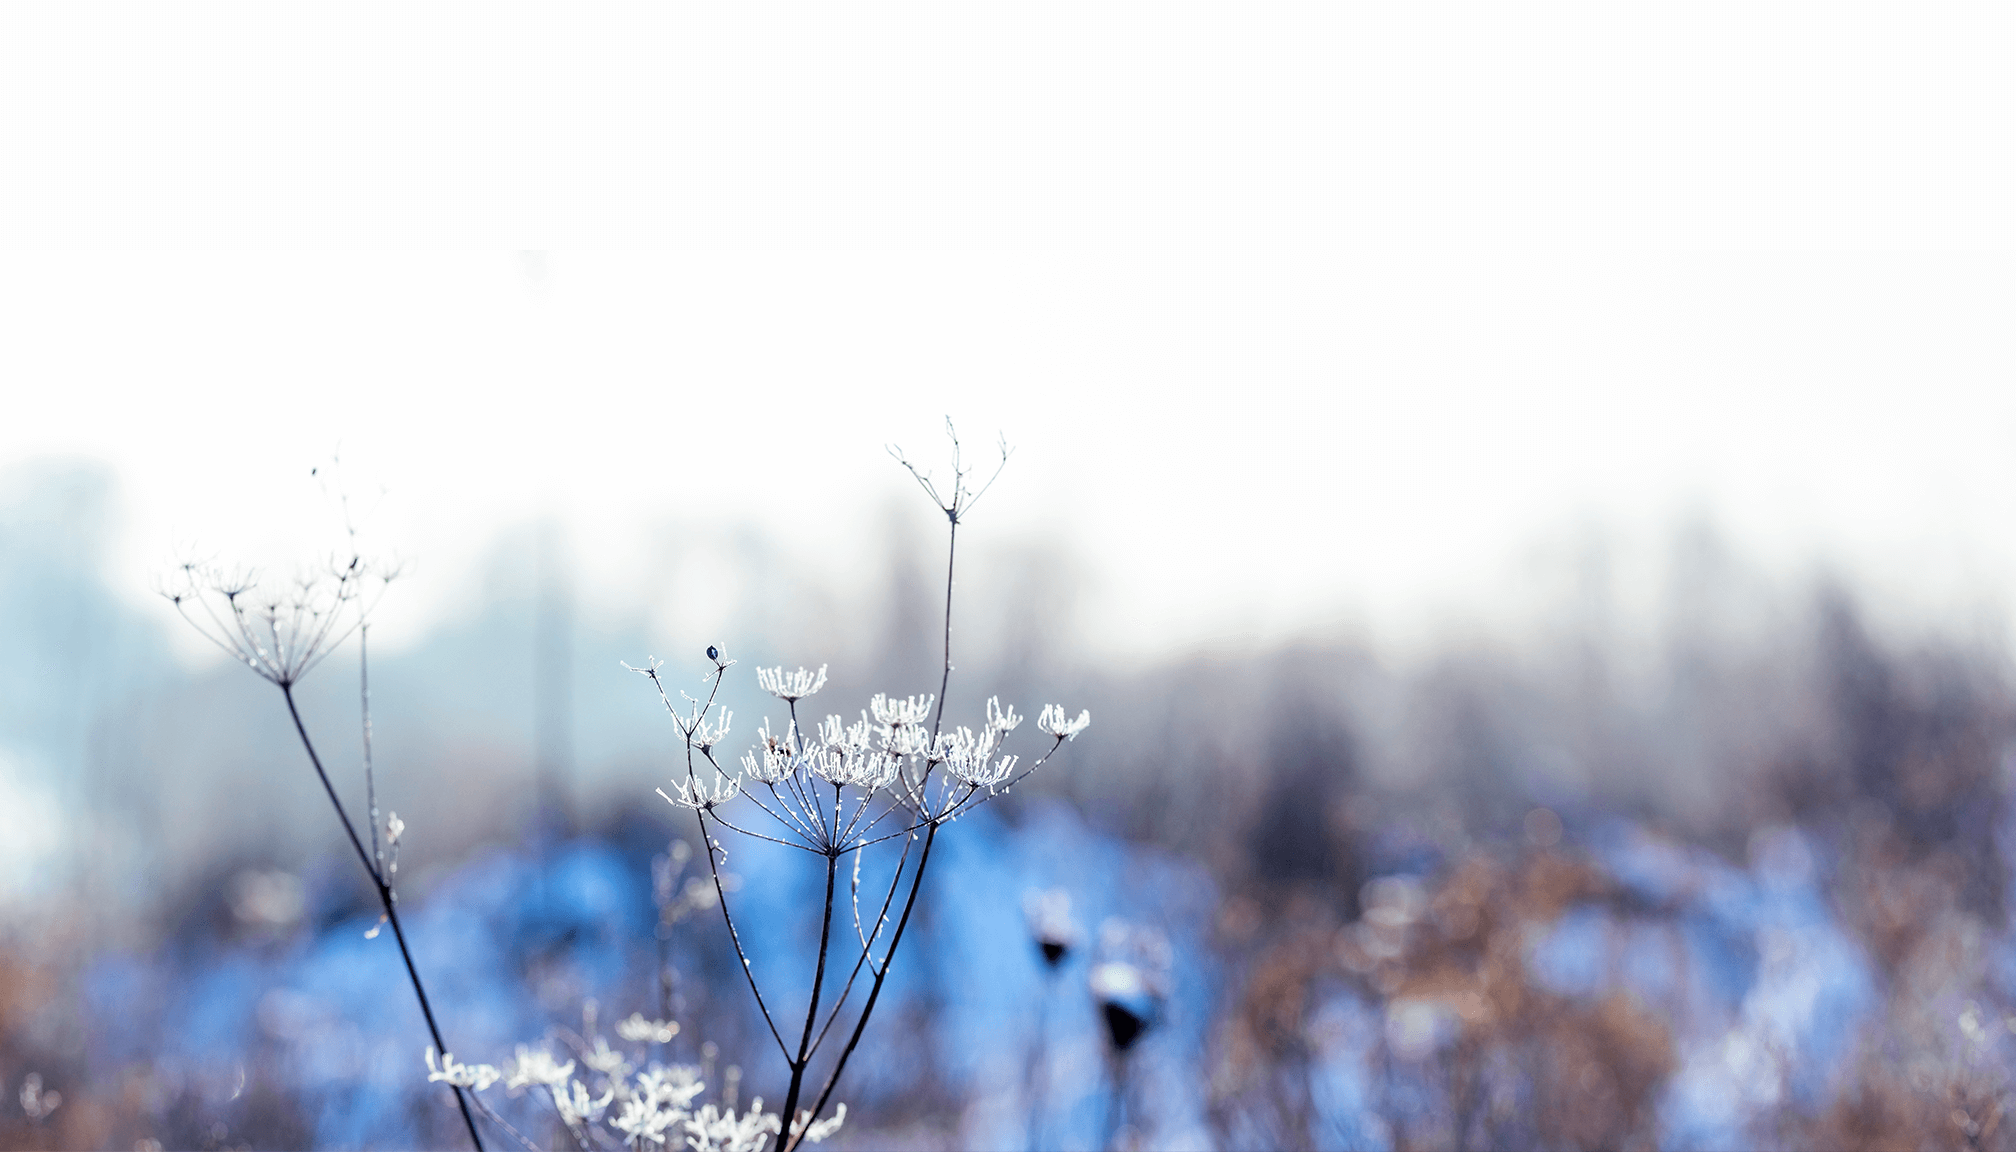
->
[1038,705,1091,741]
[615,1013,680,1044]
[869,692,934,727]
[658,773,742,811]
[986,697,1023,732]
[755,664,828,702]
[503,1044,576,1090]
[691,710,732,752]
[425,1047,502,1091]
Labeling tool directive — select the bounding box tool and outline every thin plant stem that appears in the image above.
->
[796,822,938,1147]
[790,490,966,1148]
[1025,968,1059,1152]
[362,624,384,874]
[930,517,957,735]
[1102,1052,1131,1152]
[811,829,917,1053]
[771,855,839,1152]
[695,811,791,1059]
[281,684,485,1151]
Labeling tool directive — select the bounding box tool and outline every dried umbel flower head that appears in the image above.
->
[888,417,1011,524]
[1039,704,1091,742]
[1024,887,1081,967]
[756,664,827,702]
[162,553,396,687]
[426,1048,502,1092]
[616,1013,681,1044]
[1090,920,1173,1053]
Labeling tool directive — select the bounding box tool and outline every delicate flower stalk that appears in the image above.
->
[628,423,1091,1149]
[163,545,485,1150]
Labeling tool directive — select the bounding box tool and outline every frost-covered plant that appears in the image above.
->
[161,491,486,1149]
[1025,887,1082,969]
[430,1010,845,1152]
[1090,920,1172,1054]
[629,422,1091,1149]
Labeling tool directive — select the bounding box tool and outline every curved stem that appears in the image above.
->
[696,807,791,1058]
[281,684,484,1151]
[930,518,957,735]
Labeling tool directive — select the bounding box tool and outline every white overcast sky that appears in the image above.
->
[3,4,2014,660]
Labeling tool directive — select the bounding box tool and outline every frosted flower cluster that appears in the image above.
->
[641,643,1090,852]
[660,663,1089,849]
[428,1025,845,1152]
[162,555,395,688]
[617,1013,681,1044]
[756,663,827,702]
[1039,704,1091,741]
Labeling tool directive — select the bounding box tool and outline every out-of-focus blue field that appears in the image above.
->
[7,461,2016,1150]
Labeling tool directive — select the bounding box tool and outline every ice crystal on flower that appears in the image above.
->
[1038,704,1091,741]
[740,719,795,784]
[691,709,732,753]
[935,725,1017,789]
[814,713,875,755]
[790,1102,848,1144]
[658,773,741,811]
[756,664,828,702]
[684,1098,782,1152]
[869,692,934,727]
[986,696,1023,732]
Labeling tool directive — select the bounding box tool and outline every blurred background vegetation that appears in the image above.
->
[6,457,2016,1151]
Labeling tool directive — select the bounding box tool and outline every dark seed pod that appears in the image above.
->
[706,645,720,662]
[1101,1001,1149,1052]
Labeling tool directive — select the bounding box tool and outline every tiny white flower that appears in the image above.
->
[740,719,797,784]
[933,726,1016,790]
[610,1094,681,1148]
[985,697,1023,732]
[424,1047,501,1091]
[658,773,741,811]
[1038,705,1091,741]
[755,664,828,702]
[790,1102,848,1145]
[691,709,732,752]
[387,811,406,844]
[869,692,934,728]
[635,1064,706,1109]
[683,1098,783,1152]
[503,1044,576,1090]
[815,713,875,755]
[615,1013,681,1044]
[556,1079,615,1126]
[583,1035,634,1078]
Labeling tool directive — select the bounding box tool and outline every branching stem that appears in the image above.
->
[280,684,485,1151]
